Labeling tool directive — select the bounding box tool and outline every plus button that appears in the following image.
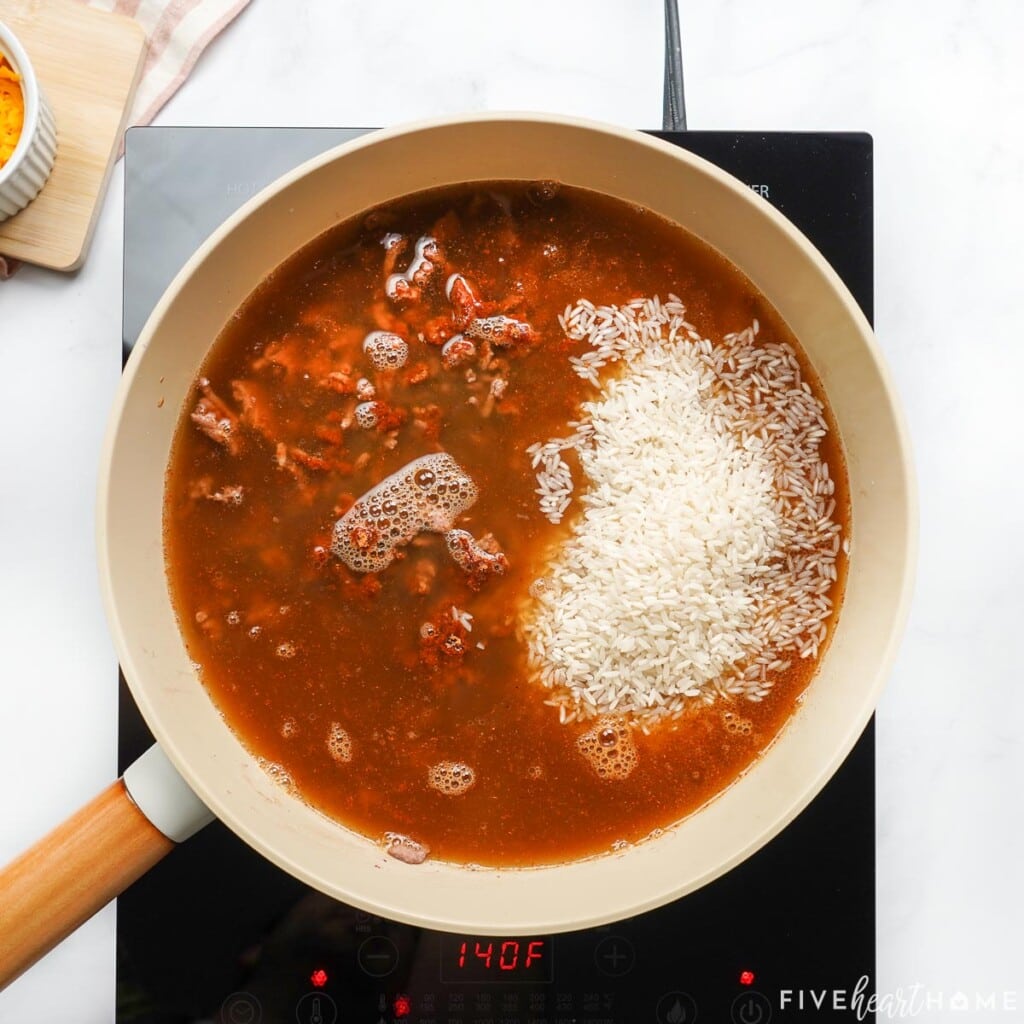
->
[594,936,636,977]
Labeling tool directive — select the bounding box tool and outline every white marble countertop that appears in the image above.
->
[1,1,1021,1020]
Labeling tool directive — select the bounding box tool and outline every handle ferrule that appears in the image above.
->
[123,743,214,842]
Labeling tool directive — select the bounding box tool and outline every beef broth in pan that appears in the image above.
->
[164,182,849,866]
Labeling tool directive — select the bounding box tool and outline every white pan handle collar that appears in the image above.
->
[122,744,214,843]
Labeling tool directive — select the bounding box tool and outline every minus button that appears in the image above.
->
[357,935,400,977]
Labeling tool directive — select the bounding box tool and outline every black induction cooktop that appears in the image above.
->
[120,127,874,1024]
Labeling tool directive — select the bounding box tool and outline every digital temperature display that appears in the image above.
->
[440,936,554,984]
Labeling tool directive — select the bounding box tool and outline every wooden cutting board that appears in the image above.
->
[0,0,146,271]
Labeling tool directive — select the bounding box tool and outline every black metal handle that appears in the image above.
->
[663,0,687,131]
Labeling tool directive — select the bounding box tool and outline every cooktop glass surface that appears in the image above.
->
[120,126,874,1024]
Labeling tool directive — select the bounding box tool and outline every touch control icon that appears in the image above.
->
[358,934,400,977]
[655,990,698,1023]
[731,990,772,1024]
[295,991,338,1024]
[594,935,636,976]
[220,992,261,1024]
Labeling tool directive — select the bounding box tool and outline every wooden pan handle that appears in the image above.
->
[0,779,174,988]
[0,744,213,991]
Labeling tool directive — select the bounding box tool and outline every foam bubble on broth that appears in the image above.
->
[384,831,430,865]
[445,273,464,300]
[441,334,476,369]
[258,759,295,791]
[330,453,478,573]
[385,235,439,300]
[722,711,753,736]
[354,402,379,429]
[577,717,639,781]
[406,236,439,285]
[427,760,476,796]
[327,722,353,763]
[363,330,409,370]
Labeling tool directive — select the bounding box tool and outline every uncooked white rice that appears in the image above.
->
[526,426,592,525]
[451,605,474,631]
[523,296,845,724]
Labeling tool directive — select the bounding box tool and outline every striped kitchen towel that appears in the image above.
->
[0,0,251,278]
[86,0,253,135]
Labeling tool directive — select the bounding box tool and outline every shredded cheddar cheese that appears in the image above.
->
[0,56,25,168]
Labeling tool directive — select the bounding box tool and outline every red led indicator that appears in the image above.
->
[393,994,412,1018]
[740,969,756,986]
[310,968,328,988]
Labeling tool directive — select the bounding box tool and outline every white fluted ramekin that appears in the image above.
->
[0,20,57,221]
